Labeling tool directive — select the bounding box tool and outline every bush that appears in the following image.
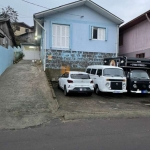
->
[14,51,24,62]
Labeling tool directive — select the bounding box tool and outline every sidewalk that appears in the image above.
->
[0,60,58,129]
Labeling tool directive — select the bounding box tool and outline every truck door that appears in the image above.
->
[127,72,131,92]
[96,69,102,90]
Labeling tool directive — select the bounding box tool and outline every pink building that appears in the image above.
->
[119,10,150,58]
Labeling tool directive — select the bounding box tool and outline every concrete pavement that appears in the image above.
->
[0,60,58,129]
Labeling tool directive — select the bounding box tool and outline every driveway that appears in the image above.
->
[52,82,150,120]
[0,60,58,129]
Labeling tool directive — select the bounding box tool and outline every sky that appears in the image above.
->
[0,0,150,26]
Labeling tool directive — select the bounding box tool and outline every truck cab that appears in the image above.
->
[103,56,150,94]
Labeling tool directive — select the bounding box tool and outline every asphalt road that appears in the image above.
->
[1,118,150,150]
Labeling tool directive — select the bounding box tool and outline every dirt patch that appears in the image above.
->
[52,82,150,120]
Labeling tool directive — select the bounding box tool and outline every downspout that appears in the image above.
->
[34,18,46,71]
[116,25,119,57]
[146,13,150,23]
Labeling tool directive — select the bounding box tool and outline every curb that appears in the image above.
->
[64,110,150,120]
[45,70,59,113]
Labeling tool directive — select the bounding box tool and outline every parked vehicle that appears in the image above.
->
[86,65,127,94]
[58,71,94,96]
[103,56,150,94]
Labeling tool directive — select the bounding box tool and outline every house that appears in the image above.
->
[119,10,150,58]
[0,15,17,48]
[34,0,123,74]
[11,22,40,60]
[12,22,34,36]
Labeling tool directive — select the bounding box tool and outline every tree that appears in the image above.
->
[1,6,18,32]
[1,6,18,23]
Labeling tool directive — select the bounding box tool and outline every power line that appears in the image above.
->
[22,0,84,18]
[0,4,32,18]
[22,0,49,9]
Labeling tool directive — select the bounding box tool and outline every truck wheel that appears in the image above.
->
[95,86,100,95]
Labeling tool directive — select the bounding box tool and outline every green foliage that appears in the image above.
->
[1,6,18,23]
[14,52,24,62]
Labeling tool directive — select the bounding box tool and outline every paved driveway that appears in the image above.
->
[0,60,57,129]
[53,82,150,119]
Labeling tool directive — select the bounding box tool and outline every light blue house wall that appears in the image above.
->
[44,6,117,53]
[37,4,121,69]
[0,46,14,75]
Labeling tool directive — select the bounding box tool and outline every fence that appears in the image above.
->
[0,45,22,75]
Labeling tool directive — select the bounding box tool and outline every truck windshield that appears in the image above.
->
[130,70,149,79]
[103,68,125,77]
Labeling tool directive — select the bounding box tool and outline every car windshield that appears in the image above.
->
[70,74,90,79]
[103,68,125,77]
[130,70,149,79]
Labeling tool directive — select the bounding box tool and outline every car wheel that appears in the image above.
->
[95,86,100,95]
[87,92,92,96]
[64,86,68,96]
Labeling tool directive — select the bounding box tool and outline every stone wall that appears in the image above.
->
[46,49,115,69]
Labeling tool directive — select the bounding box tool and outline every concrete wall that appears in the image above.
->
[0,45,14,75]
[43,5,118,53]
[119,20,150,58]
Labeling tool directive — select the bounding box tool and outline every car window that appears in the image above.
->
[62,73,69,78]
[86,68,91,74]
[70,74,90,79]
[91,69,97,75]
[97,69,102,76]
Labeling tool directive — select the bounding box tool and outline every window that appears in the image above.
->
[86,68,91,74]
[62,72,69,78]
[91,69,97,75]
[52,24,69,49]
[71,74,90,79]
[92,27,106,40]
[103,68,125,77]
[2,37,6,45]
[97,69,102,76]
[136,53,145,58]
[25,29,29,33]
[16,26,20,31]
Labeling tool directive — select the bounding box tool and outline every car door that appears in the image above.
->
[59,73,65,88]
[61,72,69,89]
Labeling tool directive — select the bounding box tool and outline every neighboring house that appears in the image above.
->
[12,22,34,36]
[0,15,17,48]
[34,0,123,72]
[119,10,150,58]
[17,31,35,43]
[12,22,40,60]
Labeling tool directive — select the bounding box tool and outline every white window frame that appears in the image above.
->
[92,26,106,41]
[52,24,70,49]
